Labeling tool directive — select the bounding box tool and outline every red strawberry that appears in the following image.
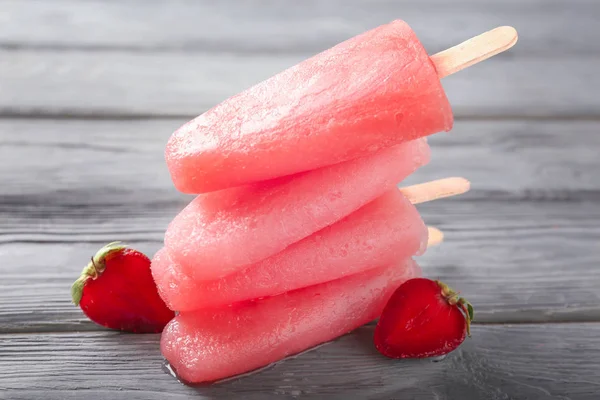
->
[374,278,473,358]
[71,242,175,333]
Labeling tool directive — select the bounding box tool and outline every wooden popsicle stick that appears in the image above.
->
[400,177,470,205]
[431,26,518,78]
[426,226,444,247]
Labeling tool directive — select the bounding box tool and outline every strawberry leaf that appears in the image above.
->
[467,303,474,321]
[71,242,127,305]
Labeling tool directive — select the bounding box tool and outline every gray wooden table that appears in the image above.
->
[1,1,599,399]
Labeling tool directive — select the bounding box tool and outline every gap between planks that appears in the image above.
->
[2,111,600,122]
[4,313,600,335]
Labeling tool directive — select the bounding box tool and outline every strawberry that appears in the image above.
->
[374,278,474,358]
[71,242,175,333]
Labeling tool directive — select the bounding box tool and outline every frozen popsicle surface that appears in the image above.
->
[153,189,427,311]
[161,259,421,383]
[164,139,429,281]
[166,19,452,193]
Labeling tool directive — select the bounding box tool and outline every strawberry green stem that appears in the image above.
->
[71,242,127,306]
[458,299,475,337]
[435,280,475,338]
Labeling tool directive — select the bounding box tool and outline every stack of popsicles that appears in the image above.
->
[151,20,517,383]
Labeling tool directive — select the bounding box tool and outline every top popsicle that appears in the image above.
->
[166,21,517,193]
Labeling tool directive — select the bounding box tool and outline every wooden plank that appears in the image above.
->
[2,199,599,333]
[1,324,599,399]
[0,241,160,333]
[2,0,597,116]
[2,119,600,202]
[2,51,597,117]
[1,0,597,57]
[418,200,600,322]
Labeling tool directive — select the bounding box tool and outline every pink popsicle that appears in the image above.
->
[164,139,429,281]
[161,259,421,383]
[153,189,426,311]
[166,20,452,193]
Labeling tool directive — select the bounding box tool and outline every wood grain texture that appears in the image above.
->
[1,324,600,399]
[2,51,597,118]
[2,119,600,201]
[1,0,597,56]
[1,0,598,117]
[2,199,599,333]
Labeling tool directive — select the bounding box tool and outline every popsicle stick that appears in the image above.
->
[431,26,518,78]
[400,177,470,205]
[426,226,444,247]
